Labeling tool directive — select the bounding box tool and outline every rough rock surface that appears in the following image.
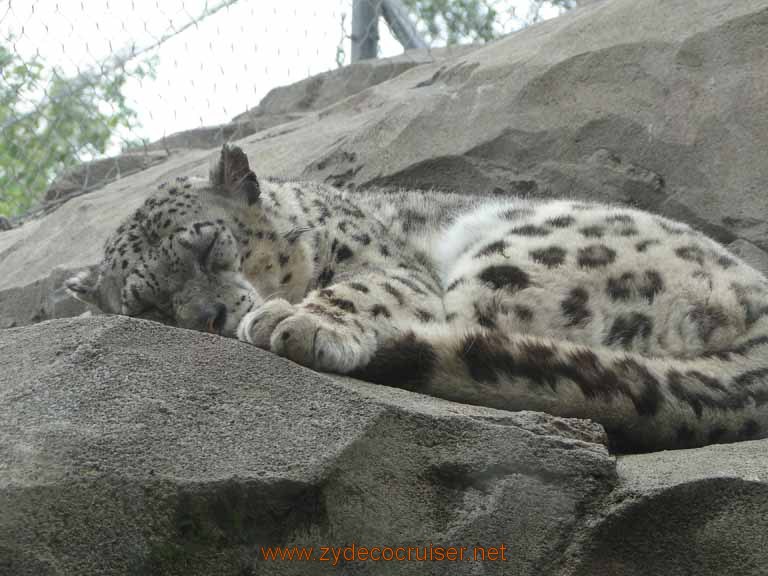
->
[43,150,171,206]
[231,45,478,132]
[573,441,768,575]
[1,317,612,576]
[3,317,767,575]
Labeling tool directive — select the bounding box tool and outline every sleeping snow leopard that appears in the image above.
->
[66,145,768,453]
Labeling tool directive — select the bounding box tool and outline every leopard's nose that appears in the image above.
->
[202,303,227,334]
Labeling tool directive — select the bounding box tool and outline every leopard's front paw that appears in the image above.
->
[271,313,374,373]
[237,299,296,349]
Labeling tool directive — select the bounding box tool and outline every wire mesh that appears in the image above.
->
[0,0,573,222]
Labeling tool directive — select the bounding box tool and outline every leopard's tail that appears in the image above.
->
[352,327,768,453]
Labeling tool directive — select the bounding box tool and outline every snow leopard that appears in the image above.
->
[66,145,768,453]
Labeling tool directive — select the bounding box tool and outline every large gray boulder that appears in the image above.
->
[3,317,767,575]
[1,317,613,576]
[576,442,768,575]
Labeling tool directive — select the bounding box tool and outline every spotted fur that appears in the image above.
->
[67,146,768,452]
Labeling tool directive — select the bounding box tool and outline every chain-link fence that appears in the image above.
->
[0,0,573,224]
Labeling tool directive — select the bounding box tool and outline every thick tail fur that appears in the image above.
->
[353,327,768,453]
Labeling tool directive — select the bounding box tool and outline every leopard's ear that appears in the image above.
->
[64,266,122,313]
[210,144,261,205]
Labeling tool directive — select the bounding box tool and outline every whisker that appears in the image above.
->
[261,290,285,303]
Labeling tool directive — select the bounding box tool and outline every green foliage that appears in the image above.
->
[402,0,498,44]
[0,44,155,217]
[401,0,577,44]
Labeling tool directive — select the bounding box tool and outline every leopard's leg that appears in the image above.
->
[238,267,444,373]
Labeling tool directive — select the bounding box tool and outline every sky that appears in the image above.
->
[2,0,565,152]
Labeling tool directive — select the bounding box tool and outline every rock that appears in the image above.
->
[0,316,614,576]
[43,150,170,206]
[231,46,479,132]
[144,121,257,152]
[2,0,767,330]
[567,441,768,575]
[727,239,768,276]
[3,317,767,575]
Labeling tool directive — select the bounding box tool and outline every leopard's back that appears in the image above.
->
[433,199,767,358]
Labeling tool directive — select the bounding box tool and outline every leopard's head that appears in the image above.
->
[66,145,264,336]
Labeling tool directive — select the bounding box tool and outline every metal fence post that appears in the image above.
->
[351,0,382,62]
[381,0,428,51]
